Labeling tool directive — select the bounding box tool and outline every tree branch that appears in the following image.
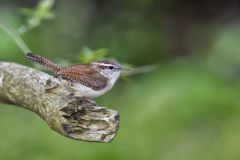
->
[0,62,120,142]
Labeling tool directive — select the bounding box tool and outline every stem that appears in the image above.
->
[0,18,31,54]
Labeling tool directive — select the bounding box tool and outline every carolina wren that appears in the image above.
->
[26,52,128,98]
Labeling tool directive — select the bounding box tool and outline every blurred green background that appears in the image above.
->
[1,0,240,160]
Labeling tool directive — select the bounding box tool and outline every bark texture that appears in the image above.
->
[0,62,120,142]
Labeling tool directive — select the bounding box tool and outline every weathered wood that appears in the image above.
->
[0,62,120,142]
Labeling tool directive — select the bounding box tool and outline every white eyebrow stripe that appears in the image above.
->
[92,62,115,67]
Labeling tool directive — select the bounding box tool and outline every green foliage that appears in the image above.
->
[1,0,240,160]
[19,0,55,34]
[78,47,109,63]
[0,19,30,54]
[0,0,55,54]
[207,23,240,80]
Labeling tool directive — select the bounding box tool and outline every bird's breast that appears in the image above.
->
[64,81,113,98]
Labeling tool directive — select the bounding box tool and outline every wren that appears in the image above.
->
[26,52,128,99]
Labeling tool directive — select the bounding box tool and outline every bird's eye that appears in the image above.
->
[109,66,114,70]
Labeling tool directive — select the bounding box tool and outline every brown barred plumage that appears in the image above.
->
[57,65,108,90]
[26,52,124,98]
[26,52,108,91]
[26,53,61,73]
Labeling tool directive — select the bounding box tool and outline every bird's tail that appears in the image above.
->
[26,52,62,73]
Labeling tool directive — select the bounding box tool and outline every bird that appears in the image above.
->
[26,52,128,99]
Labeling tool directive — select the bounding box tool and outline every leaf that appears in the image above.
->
[78,47,109,63]
[20,8,34,17]
[19,0,55,34]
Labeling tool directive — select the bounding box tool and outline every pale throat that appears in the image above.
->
[108,71,121,87]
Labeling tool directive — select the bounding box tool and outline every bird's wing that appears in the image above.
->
[57,64,108,90]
